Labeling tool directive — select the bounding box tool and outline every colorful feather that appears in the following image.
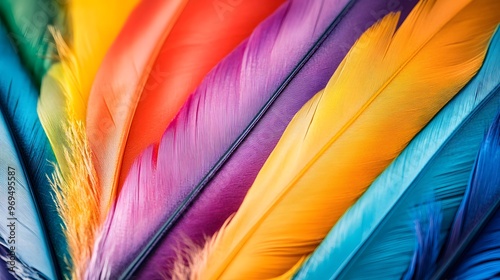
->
[294,27,500,280]
[174,0,500,278]
[0,0,63,84]
[0,107,57,279]
[86,0,367,278]
[138,0,419,278]
[35,0,139,277]
[0,245,15,280]
[85,0,285,217]
[0,22,65,277]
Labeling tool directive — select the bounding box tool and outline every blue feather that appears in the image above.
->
[0,107,56,278]
[403,203,442,280]
[431,111,500,280]
[0,22,66,277]
[1,237,49,279]
[293,29,500,280]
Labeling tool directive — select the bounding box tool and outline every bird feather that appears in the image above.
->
[0,22,63,278]
[0,0,63,83]
[85,0,285,210]
[294,27,500,280]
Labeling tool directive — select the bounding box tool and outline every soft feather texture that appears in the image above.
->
[0,23,65,277]
[49,120,100,279]
[0,108,56,279]
[294,27,500,280]
[405,109,500,280]
[0,0,63,83]
[86,0,285,209]
[138,0,418,278]
[87,0,361,278]
[403,205,442,280]
[433,109,500,279]
[0,245,15,280]
[84,0,188,217]
[179,0,500,278]
[36,0,139,277]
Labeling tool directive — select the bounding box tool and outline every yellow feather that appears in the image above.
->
[37,0,139,277]
[185,0,500,278]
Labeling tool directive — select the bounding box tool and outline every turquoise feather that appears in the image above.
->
[293,29,500,280]
[0,22,66,277]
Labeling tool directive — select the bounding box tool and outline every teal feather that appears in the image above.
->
[293,29,500,280]
[0,22,66,277]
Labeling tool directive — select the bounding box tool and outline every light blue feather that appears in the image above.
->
[0,22,65,277]
[293,29,500,280]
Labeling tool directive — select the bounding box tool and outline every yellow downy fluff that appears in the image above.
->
[37,0,139,277]
[182,0,500,279]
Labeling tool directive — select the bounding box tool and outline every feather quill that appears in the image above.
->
[138,0,419,278]
[0,108,56,279]
[0,0,63,83]
[35,0,139,277]
[294,27,500,280]
[86,0,373,278]
[177,0,500,278]
[85,0,285,216]
[0,23,64,277]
